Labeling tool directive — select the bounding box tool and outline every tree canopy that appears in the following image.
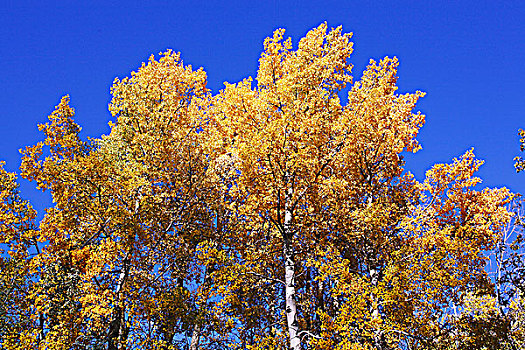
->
[0,23,523,350]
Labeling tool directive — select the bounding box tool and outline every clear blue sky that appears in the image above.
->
[1,1,524,213]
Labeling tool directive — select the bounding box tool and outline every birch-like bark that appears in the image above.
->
[284,239,300,350]
[189,322,202,350]
[370,266,382,350]
[283,183,300,350]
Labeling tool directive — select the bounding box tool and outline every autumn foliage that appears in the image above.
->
[1,24,523,350]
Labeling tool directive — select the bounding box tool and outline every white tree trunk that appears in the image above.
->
[283,188,300,350]
[370,267,383,350]
[284,240,300,350]
[189,322,201,350]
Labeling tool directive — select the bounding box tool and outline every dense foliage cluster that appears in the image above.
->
[1,24,524,350]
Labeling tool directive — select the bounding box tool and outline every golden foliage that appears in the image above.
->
[0,23,518,350]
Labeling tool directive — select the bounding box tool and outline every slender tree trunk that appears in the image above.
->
[283,190,301,350]
[283,185,300,350]
[108,258,130,350]
[370,266,384,350]
[38,312,45,343]
[284,239,300,350]
[305,267,311,333]
[270,282,277,338]
[365,196,384,350]
[189,322,201,350]
[107,305,122,350]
